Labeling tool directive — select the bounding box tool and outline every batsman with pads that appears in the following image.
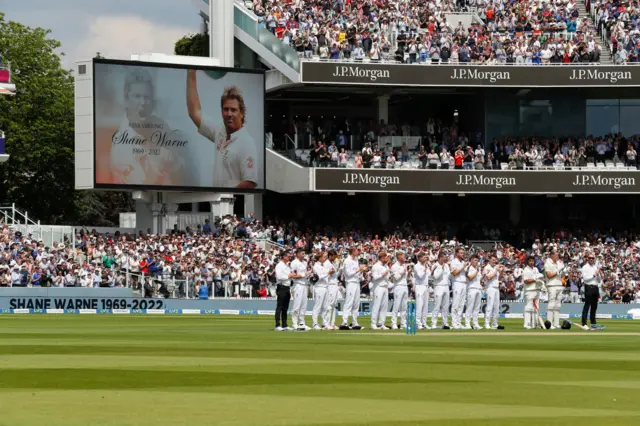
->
[544,251,565,330]
[522,256,544,329]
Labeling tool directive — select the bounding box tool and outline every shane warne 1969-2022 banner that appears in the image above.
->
[300,61,640,87]
[314,168,640,194]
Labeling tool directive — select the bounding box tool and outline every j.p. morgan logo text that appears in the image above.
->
[569,69,632,83]
[332,66,390,81]
[451,68,511,83]
[456,174,516,189]
[573,174,636,189]
[342,172,399,188]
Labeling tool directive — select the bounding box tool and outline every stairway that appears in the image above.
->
[577,0,613,64]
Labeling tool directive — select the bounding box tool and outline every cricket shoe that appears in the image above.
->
[473,323,481,330]
[583,325,590,331]
[550,326,559,330]
[351,324,363,330]
[371,325,379,330]
[339,324,350,330]
[463,324,472,330]
[300,325,311,331]
[275,326,284,331]
[391,324,398,330]
[284,327,294,331]
[312,325,322,330]
[380,325,389,330]
[524,326,532,330]
[417,325,424,330]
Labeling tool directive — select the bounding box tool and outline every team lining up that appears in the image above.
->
[271,246,601,331]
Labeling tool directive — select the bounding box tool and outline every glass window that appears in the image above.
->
[519,100,552,136]
[586,99,619,106]
[620,105,640,136]
[620,99,640,106]
[586,105,619,137]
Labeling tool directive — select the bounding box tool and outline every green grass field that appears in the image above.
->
[1,316,640,426]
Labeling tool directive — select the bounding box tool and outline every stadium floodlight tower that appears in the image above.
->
[0,60,15,163]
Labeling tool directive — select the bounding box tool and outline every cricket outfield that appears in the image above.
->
[0,316,639,426]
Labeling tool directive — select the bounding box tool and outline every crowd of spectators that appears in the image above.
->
[298,119,640,169]
[251,0,601,64]
[592,0,640,63]
[2,217,640,304]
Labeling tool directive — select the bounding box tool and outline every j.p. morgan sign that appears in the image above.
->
[314,169,640,194]
[301,62,640,87]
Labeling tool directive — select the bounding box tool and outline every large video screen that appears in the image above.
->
[93,59,265,192]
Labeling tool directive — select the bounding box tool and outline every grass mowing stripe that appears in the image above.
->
[0,316,638,425]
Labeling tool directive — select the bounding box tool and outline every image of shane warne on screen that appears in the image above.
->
[94,61,265,190]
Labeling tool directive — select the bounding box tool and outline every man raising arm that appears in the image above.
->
[186,69,203,129]
[186,69,258,189]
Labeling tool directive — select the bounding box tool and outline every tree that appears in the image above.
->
[174,32,209,57]
[0,13,133,225]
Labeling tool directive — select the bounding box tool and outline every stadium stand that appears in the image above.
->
[248,0,606,64]
[591,0,640,64]
[2,216,639,305]
[278,115,640,170]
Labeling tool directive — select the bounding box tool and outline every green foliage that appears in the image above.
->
[0,13,133,225]
[174,32,209,57]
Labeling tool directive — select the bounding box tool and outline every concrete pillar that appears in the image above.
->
[135,200,154,234]
[164,203,179,232]
[245,194,263,221]
[211,194,235,220]
[191,203,198,213]
[151,203,164,234]
[377,94,390,126]
[210,0,234,68]
[379,193,389,226]
[509,195,521,226]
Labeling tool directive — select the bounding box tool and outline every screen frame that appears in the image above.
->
[92,57,266,194]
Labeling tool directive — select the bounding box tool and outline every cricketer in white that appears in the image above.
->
[464,256,483,330]
[312,252,334,330]
[412,252,431,330]
[390,252,410,330]
[450,248,469,330]
[544,251,565,329]
[483,256,502,329]
[370,252,391,330]
[522,256,543,329]
[340,247,367,330]
[430,252,451,329]
[323,250,342,330]
[290,249,311,331]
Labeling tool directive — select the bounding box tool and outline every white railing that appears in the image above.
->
[0,204,74,249]
[378,136,422,150]
[285,134,297,150]
[301,57,607,66]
